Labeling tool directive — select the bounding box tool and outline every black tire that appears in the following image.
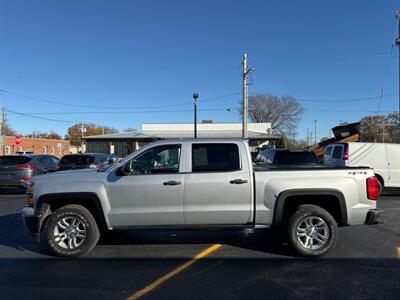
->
[287,205,337,258]
[45,204,100,257]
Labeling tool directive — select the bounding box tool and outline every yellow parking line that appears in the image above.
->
[126,244,222,300]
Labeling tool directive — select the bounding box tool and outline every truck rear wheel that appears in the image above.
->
[45,204,100,257]
[287,205,337,258]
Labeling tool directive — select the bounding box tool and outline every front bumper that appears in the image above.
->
[21,207,41,242]
[365,209,384,225]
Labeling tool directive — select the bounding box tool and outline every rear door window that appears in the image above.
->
[0,156,31,165]
[192,143,240,172]
[332,146,343,159]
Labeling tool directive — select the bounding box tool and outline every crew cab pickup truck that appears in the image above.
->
[22,139,383,258]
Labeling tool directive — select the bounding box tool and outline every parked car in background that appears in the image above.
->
[324,142,400,190]
[256,148,319,167]
[57,153,109,171]
[0,155,60,190]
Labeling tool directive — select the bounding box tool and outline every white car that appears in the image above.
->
[324,142,400,189]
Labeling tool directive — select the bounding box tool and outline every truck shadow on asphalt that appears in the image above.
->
[0,212,296,257]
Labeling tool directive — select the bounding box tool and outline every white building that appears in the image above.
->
[85,122,280,157]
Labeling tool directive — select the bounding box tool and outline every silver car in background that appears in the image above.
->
[0,155,60,191]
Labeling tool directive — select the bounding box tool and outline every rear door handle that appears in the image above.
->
[229,179,248,184]
[163,180,181,186]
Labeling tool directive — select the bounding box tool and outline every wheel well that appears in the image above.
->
[280,194,345,227]
[39,196,108,232]
[375,174,384,187]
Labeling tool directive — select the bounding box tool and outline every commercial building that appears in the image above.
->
[0,136,70,157]
[84,122,280,157]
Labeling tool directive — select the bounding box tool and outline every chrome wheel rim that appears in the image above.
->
[53,216,87,250]
[296,216,329,250]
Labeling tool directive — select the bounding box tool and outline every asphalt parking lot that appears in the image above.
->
[0,191,399,300]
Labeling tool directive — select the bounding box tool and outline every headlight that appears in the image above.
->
[26,182,34,207]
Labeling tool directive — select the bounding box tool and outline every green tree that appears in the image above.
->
[276,136,287,148]
[66,123,118,146]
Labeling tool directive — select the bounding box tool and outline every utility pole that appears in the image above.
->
[307,128,310,146]
[314,120,317,144]
[0,77,4,156]
[242,54,248,139]
[81,121,86,153]
[193,93,198,138]
[396,10,400,126]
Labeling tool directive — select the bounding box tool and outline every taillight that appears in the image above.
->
[367,176,379,200]
[343,150,349,160]
[89,163,102,169]
[26,182,34,207]
[16,164,36,170]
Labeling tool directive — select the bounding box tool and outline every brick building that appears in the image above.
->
[0,136,70,157]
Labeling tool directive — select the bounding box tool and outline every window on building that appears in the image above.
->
[42,146,47,154]
[4,146,11,155]
[192,143,240,172]
[51,146,55,155]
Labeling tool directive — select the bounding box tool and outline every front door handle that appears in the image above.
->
[163,180,181,186]
[229,179,248,184]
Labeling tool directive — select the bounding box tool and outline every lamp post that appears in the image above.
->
[395,10,400,131]
[193,93,198,138]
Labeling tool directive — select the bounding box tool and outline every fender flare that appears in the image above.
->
[272,188,348,227]
[35,192,109,231]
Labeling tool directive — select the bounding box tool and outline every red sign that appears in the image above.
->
[15,135,21,145]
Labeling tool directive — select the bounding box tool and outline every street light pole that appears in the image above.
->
[314,120,317,144]
[193,93,198,139]
[395,11,400,128]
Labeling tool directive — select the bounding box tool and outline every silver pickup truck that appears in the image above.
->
[22,139,382,258]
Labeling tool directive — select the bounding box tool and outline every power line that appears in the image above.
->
[249,91,397,103]
[2,89,241,110]
[376,15,399,113]
[7,109,75,123]
[9,107,237,115]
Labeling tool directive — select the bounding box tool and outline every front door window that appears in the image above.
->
[128,145,181,175]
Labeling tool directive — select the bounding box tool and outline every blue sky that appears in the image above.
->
[0,0,399,141]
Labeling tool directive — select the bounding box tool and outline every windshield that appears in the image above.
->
[0,156,32,165]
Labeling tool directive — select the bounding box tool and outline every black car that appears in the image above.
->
[57,153,109,171]
[256,148,319,167]
[0,155,60,190]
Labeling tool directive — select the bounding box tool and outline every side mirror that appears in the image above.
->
[107,154,118,164]
[119,162,132,176]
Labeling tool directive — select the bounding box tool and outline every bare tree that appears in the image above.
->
[360,114,399,143]
[241,94,304,136]
[2,116,16,136]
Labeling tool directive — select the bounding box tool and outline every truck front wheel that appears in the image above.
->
[45,204,100,257]
[287,205,337,258]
